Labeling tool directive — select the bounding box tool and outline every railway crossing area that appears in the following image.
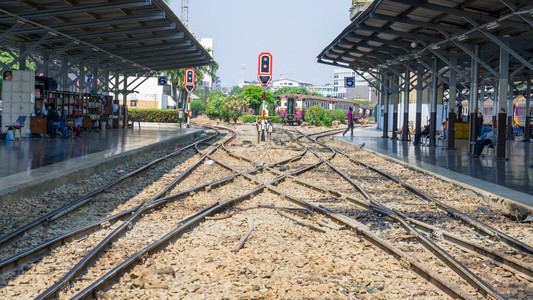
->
[0,122,531,299]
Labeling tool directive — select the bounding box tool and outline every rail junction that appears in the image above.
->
[0,123,531,299]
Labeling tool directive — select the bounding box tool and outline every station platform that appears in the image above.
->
[337,126,533,208]
[0,126,203,201]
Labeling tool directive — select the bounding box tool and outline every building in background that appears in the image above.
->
[333,68,370,100]
[113,76,174,109]
[271,78,313,90]
[199,38,216,90]
[310,84,334,97]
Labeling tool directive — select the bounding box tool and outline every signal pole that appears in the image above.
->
[184,68,196,128]
[258,52,273,143]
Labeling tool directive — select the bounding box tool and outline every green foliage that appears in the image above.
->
[241,86,273,113]
[128,108,182,123]
[321,113,332,127]
[229,86,242,95]
[190,100,206,115]
[304,105,324,126]
[224,94,249,123]
[205,95,225,120]
[241,114,281,123]
[332,109,347,123]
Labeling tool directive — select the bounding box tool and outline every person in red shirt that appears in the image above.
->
[343,107,354,137]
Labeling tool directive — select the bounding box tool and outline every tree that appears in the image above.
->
[204,90,226,120]
[241,86,273,114]
[229,86,242,96]
[224,94,249,123]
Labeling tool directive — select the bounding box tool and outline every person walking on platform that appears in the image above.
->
[343,107,354,137]
[472,122,497,158]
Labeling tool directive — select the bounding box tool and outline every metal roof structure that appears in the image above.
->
[0,0,211,76]
[318,0,533,83]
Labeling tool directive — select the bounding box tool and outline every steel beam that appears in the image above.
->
[466,17,533,73]
[0,33,51,74]
[10,13,166,36]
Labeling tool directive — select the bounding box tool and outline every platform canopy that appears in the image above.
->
[0,0,211,75]
[318,0,533,82]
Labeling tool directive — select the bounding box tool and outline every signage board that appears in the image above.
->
[257,52,272,86]
[184,68,195,93]
[158,75,168,86]
[344,77,355,88]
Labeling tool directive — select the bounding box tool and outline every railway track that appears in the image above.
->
[0,124,530,299]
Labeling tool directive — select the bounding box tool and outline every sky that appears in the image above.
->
[167,0,352,87]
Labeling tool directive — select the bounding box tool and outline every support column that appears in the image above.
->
[382,75,389,138]
[402,67,410,141]
[377,75,382,129]
[415,65,423,136]
[497,46,509,159]
[92,67,98,94]
[469,46,479,150]
[43,52,50,77]
[448,56,457,150]
[123,74,128,128]
[480,84,486,126]
[114,72,120,104]
[429,57,438,146]
[507,85,514,140]
[79,61,86,93]
[62,57,69,91]
[525,79,531,142]
[19,45,26,70]
[492,84,498,126]
[392,74,399,139]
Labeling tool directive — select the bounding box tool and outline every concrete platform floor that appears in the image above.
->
[0,127,202,200]
[337,126,533,207]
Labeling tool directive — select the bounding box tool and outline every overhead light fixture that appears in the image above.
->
[410,41,418,48]
[457,34,468,41]
[487,21,500,30]
[430,44,440,50]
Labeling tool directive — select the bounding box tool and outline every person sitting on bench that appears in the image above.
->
[46,104,61,137]
[472,122,497,158]
[413,124,430,146]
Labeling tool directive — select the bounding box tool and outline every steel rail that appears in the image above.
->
[70,126,325,299]
[328,142,533,255]
[286,129,505,299]
[268,148,533,283]
[263,185,475,300]
[401,213,533,280]
[1,129,232,271]
[0,168,255,272]
[208,127,473,300]
[0,130,217,248]
[38,125,307,299]
[36,129,232,300]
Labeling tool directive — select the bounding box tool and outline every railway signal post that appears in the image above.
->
[258,52,272,142]
[184,68,195,128]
